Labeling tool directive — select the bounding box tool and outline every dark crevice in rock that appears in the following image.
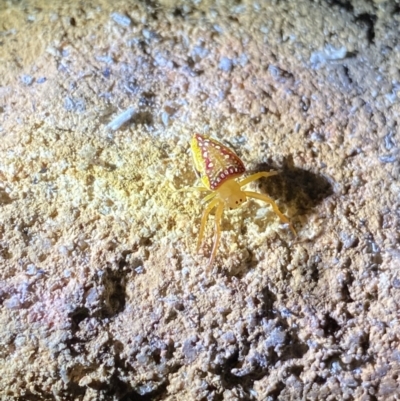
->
[323,0,354,13]
[355,13,377,44]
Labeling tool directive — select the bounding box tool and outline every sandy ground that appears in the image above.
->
[0,0,399,400]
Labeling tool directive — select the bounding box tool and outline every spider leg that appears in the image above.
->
[197,197,219,252]
[176,186,210,193]
[239,171,278,188]
[207,199,224,271]
[244,191,296,235]
[191,186,210,192]
[201,191,217,203]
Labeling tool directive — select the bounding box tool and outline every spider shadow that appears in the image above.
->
[252,156,334,215]
[222,157,334,277]
[225,158,333,276]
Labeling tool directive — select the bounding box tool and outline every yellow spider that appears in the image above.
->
[189,133,296,269]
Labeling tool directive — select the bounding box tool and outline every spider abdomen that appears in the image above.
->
[191,133,245,190]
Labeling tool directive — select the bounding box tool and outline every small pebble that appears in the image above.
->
[219,57,233,72]
[380,154,397,164]
[192,45,209,60]
[21,75,34,86]
[142,29,160,40]
[111,12,131,27]
[106,107,136,131]
[26,264,37,275]
[135,266,144,274]
[96,55,114,64]
[4,295,22,310]
[64,97,85,112]
[161,112,169,126]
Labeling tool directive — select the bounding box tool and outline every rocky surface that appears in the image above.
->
[0,0,399,400]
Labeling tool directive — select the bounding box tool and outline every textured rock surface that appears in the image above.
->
[0,0,399,400]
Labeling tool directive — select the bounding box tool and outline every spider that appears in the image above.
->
[188,133,296,269]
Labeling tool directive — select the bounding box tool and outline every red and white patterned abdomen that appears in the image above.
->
[191,133,246,190]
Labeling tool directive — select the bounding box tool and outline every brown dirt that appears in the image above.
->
[0,0,399,400]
